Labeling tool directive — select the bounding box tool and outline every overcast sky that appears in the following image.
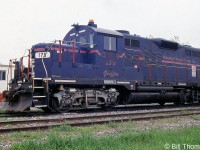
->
[0,0,200,64]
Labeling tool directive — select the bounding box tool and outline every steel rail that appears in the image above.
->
[0,103,199,118]
[0,108,200,133]
[0,108,199,126]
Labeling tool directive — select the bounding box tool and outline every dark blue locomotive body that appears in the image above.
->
[33,21,200,84]
[3,20,200,112]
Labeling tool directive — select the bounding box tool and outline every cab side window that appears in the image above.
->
[79,36,86,45]
[89,34,94,48]
[104,36,116,51]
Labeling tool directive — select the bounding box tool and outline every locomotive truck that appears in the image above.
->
[2,20,200,112]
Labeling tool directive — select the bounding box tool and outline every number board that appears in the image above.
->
[35,52,50,58]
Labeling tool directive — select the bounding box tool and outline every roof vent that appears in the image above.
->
[153,38,178,50]
[88,19,97,28]
[183,45,191,47]
[116,30,130,34]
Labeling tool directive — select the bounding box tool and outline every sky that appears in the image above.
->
[0,0,200,64]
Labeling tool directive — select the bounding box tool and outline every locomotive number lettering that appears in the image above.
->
[35,52,50,58]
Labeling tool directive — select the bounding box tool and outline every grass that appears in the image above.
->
[9,124,200,150]
[0,109,12,113]
[51,123,75,132]
[0,109,5,113]
[0,123,111,144]
[191,115,200,120]
[108,121,119,128]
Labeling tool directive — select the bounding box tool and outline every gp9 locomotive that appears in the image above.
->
[2,20,200,112]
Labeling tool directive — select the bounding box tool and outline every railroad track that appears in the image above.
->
[0,108,200,134]
[0,111,56,118]
[0,103,199,118]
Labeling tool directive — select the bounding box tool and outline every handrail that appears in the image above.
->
[53,39,96,46]
[72,41,75,64]
[28,49,30,78]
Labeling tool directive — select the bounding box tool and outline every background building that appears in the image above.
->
[0,64,15,92]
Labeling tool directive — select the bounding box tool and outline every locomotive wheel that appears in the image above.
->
[52,97,70,113]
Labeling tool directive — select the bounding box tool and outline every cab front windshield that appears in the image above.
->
[66,31,94,49]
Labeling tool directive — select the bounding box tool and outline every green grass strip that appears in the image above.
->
[10,125,200,150]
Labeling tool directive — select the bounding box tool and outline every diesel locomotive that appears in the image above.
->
[2,20,200,112]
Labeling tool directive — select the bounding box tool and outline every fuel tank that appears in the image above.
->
[127,92,180,104]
